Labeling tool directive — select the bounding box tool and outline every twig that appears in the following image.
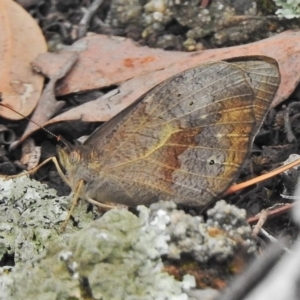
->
[226,157,300,195]
[252,210,269,237]
[78,0,104,38]
[247,203,295,224]
[284,102,300,143]
[258,229,290,254]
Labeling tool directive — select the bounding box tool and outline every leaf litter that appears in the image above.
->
[1,1,300,298]
[12,52,79,147]
[0,0,47,120]
[26,30,300,136]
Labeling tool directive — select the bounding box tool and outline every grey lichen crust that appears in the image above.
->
[146,200,255,263]
[0,176,93,264]
[0,176,256,300]
[274,0,300,18]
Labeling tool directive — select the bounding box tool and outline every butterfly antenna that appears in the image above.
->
[0,94,72,149]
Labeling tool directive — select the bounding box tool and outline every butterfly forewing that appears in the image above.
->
[80,57,280,207]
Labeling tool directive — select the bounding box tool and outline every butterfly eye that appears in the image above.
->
[69,151,80,164]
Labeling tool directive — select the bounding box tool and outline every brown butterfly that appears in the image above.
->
[54,56,280,209]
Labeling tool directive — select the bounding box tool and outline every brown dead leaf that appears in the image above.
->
[53,35,189,95]
[0,0,47,120]
[18,138,41,170]
[39,31,300,127]
[12,52,79,147]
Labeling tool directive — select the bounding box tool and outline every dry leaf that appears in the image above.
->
[13,52,79,146]
[18,138,41,170]
[0,0,47,120]
[34,35,189,96]
[40,31,300,126]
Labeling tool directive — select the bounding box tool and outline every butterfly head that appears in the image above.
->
[57,143,96,178]
[57,144,81,172]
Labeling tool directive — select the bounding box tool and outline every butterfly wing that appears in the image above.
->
[228,56,280,121]
[83,57,280,207]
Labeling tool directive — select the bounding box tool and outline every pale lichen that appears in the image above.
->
[4,208,195,300]
[0,176,93,264]
[274,0,300,18]
[0,176,255,299]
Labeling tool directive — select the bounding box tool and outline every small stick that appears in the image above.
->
[252,210,269,237]
[78,0,104,38]
[247,203,295,224]
[226,157,300,195]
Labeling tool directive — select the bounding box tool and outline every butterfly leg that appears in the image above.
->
[1,156,71,186]
[86,197,117,209]
[60,179,84,232]
[61,185,119,232]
